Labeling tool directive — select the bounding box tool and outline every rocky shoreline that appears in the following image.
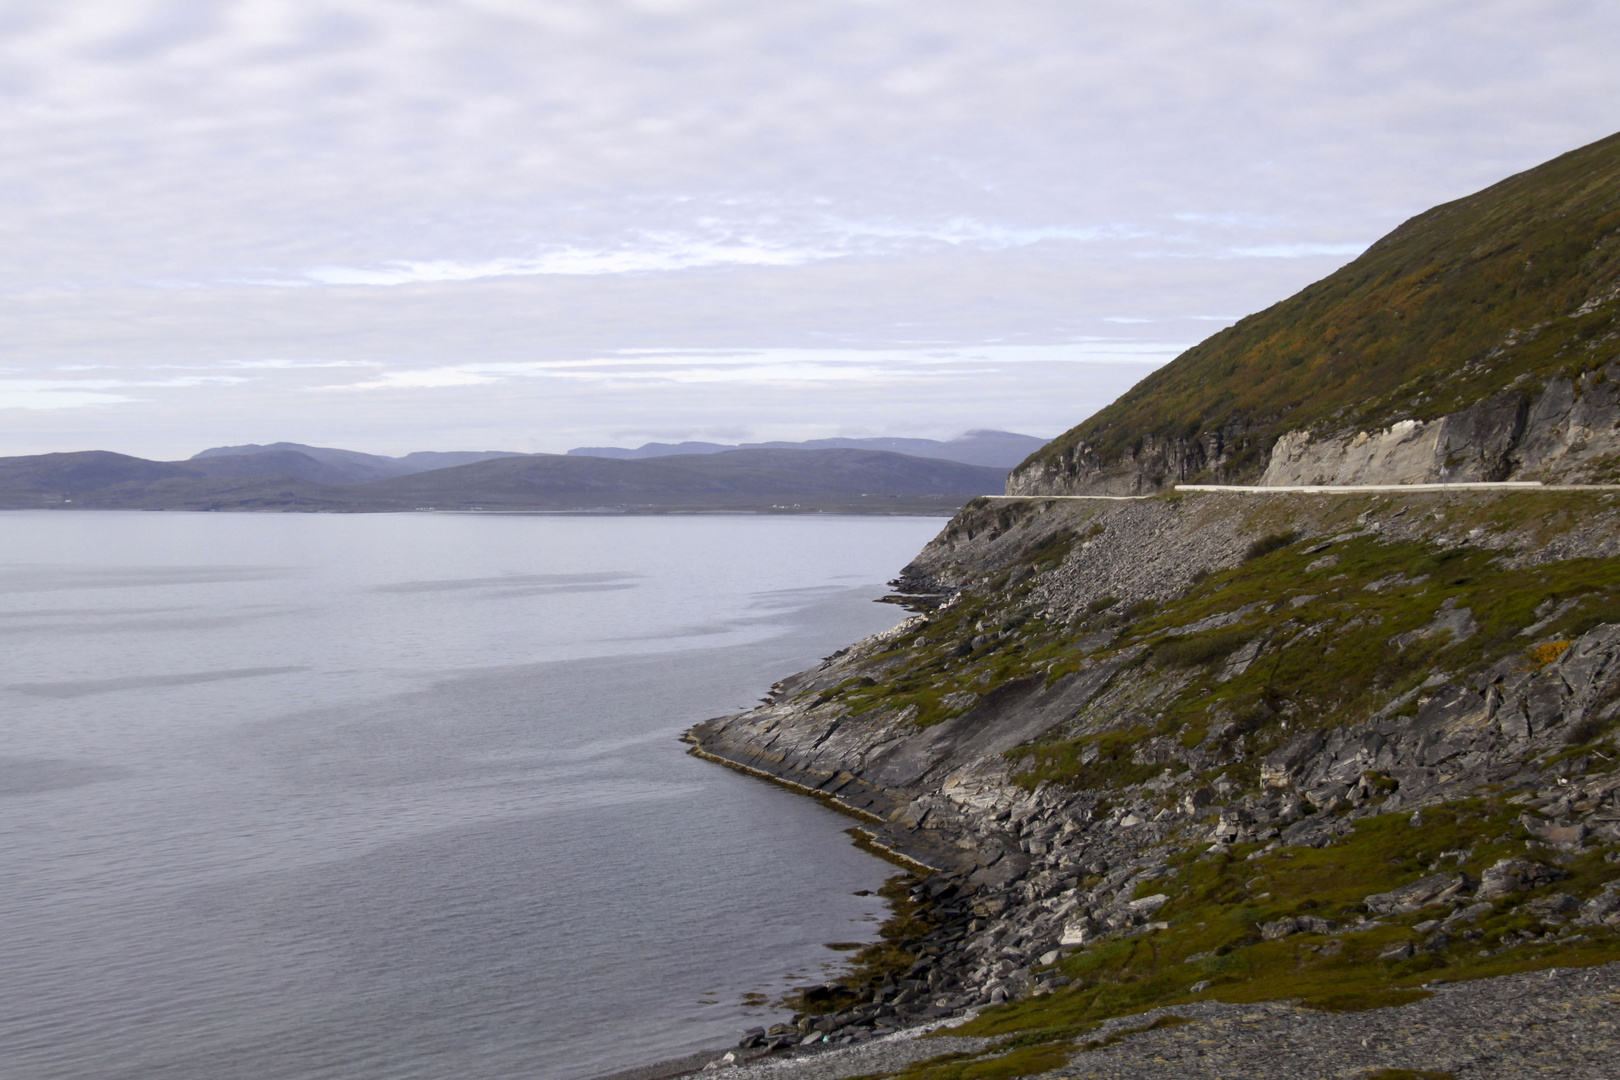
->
[628,488,1620,1079]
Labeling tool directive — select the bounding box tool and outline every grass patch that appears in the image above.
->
[928,795,1618,1051]
[827,874,941,1001]
[1007,725,1171,791]
[1527,639,1572,667]
[1244,530,1300,561]
[1006,527,1620,790]
[1152,629,1254,668]
[869,1041,1078,1080]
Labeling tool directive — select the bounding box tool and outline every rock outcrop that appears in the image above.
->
[688,487,1620,1054]
[1257,362,1620,488]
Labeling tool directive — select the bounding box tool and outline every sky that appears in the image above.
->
[2,1,1619,460]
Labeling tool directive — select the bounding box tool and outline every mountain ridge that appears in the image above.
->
[0,447,1008,513]
[192,442,527,483]
[569,430,1049,469]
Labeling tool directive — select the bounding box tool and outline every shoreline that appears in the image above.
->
[587,1012,993,1080]
[633,486,1620,1078]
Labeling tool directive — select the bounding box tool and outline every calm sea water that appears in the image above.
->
[0,511,943,1080]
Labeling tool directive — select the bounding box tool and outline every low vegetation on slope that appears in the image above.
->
[1016,130,1620,486]
[735,490,1620,1075]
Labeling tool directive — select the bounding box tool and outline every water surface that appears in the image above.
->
[0,511,942,1080]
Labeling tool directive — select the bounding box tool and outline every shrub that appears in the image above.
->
[1153,630,1254,668]
[1526,639,1572,668]
[1244,530,1300,561]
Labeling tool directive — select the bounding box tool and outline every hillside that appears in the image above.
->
[0,448,1006,513]
[675,133,1620,1078]
[1010,129,1620,495]
[690,488,1620,1070]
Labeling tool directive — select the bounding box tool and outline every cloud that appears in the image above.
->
[331,369,502,391]
[307,344,1189,395]
[299,217,1151,286]
[0,0,1616,453]
[1228,243,1372,259]
[0,382,142,410]
[0,375,250,411]
[217,358,378,369]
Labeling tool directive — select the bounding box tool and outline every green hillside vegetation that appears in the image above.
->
[799,489,1620,1076]
[902,796,1617,1078]
[1022,130,1620,482]
[819,491,1620,783]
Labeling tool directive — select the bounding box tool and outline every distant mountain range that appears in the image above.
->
[0,443,1012,513]
[192,442,527,483]
[566,430,1048,469]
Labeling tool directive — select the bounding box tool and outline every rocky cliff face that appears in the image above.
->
[1004,422,1261,497]
[1008,355,1620,497]
[689,488,1620,1053]
[1258,360,1620,488]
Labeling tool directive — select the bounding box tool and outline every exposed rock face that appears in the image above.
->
[1008,361,1620,496]
[1258,364,1620,488]
[1479,856,1568,899]
[1004,422,1260,497]
[687,488,1620,1042]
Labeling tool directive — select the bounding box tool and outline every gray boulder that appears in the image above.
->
[1364,872,1473,915]
[1478,856,1568,899]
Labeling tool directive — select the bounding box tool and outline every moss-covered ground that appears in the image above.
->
[795,489,1620,1078]
[1013,523,1620,791]
[807,491,1620,793]
[841,793,1618,1078]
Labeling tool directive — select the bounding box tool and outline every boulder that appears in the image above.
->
[1259,914,1339,939]
[1519,814,1589,847]
[1442,901,1494,926]
[1058,915,1097,946]
[1363,872,1473,915]
[1575,886,1620,927]
[1262,731,1325,789]
[1478,856,1568,899]
[1527,893,1580,919]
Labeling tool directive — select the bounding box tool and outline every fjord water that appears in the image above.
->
[0,511,943,1080]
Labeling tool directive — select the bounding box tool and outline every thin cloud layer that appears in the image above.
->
[1,1,1617,457]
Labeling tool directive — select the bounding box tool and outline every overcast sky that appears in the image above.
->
[3,1,1618,459]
